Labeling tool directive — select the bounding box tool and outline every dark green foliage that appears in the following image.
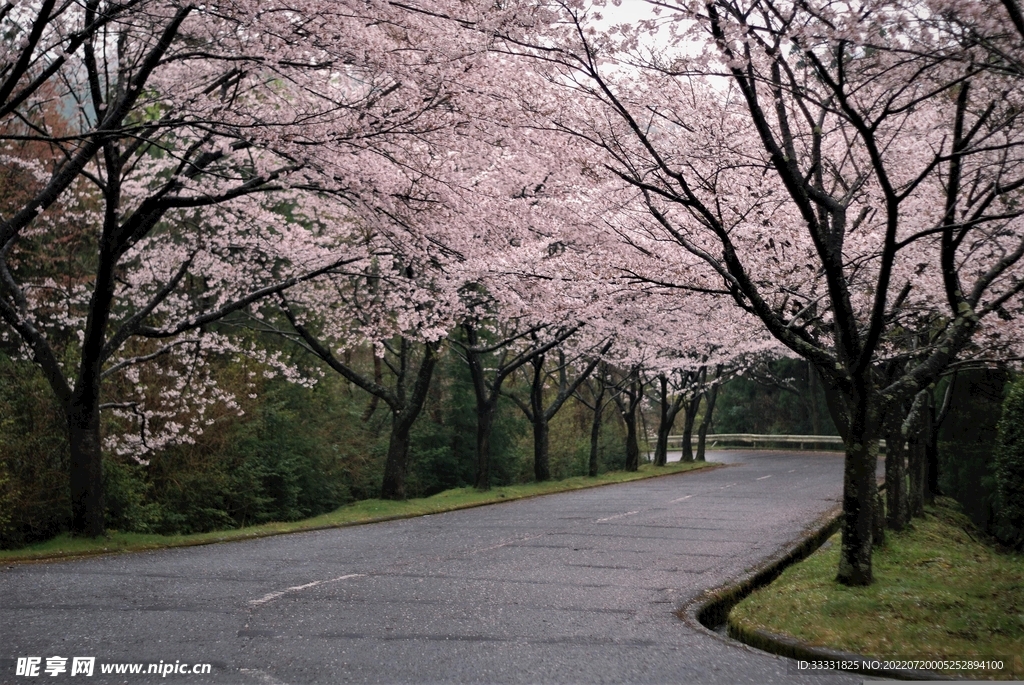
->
[994,377,1024,549]
[595,410,631,473]
[0,354,71,548]
[230,382,350,523]
[937,369,1009,534]
[406,353,476,496]
[406,351,526,496]
[1,339,630,549]
[103,459,162,533]
[714,360,835,436]
[144,377,360,533]
[937,368,1015,544]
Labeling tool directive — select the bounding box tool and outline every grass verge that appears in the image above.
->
[729,497,1024,680]
[0,460,717,564]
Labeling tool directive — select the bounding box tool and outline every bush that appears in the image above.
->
[0,354,71,548]
[104,459,162,533]
[146,375,360,533]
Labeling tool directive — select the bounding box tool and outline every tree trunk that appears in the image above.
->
[624,407,640,472]
[908,436,926,518]
[68,227,119,536]
[680,395,699,462]
[533,416,550,481]
[379,341,438,500]
[696,378,720,462]
[924,389,944,503]
[651,373,686,467]
[836,388,878,587]
[465,332,496,491]
[530,355,550,482]
[883,427,909,531]
[68,401,104,537]
[589,393,603,477]
[380,416,413,500]
[610,370,644,472]
[902,389,930,518]
[654,376,671,467]
[474,402,496,490]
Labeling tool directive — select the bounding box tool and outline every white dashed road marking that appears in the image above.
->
[250,573,364,606]
[596,510,639,522]
[240,668,290,684]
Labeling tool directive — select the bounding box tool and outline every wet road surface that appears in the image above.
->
[1,451,865,684]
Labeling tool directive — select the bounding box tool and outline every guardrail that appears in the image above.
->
[660,433,886,452]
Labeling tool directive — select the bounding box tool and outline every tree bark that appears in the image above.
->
[696,375,721,462]
[654,376,671,467]
[530,355,551,482]
[380,415,413,500]
[624,404,640,472]
[379,341,438,500]
[883,425,909,531]
[474,401,496,490]
[612,370,644,472]
[588,387,604,477]
[680,394,700,463]
[68,402,104,537]
[908,436,926,518]
[835,386,879,586]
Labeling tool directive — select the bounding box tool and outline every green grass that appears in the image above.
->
[0,460,716,564]
[730,497,1024,679]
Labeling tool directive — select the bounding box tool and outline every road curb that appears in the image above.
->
[678,505,953,682]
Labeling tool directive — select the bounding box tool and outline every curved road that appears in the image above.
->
[2,451,865,684]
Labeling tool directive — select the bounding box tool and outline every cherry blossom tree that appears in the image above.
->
[0,0,491,535]
[611,364,645,472]
[505,336,611,481]
[265,221,466,500]
[574,360,616,476]
[495,0,1024,584]
[456,316,583,488]
[650,371,689,466]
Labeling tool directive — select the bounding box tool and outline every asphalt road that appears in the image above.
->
[1,451,867,685]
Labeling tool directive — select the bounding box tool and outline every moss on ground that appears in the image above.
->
[730,497,1024,679]
[0,460,716,563]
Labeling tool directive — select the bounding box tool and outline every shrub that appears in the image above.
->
[0,354,71,548]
